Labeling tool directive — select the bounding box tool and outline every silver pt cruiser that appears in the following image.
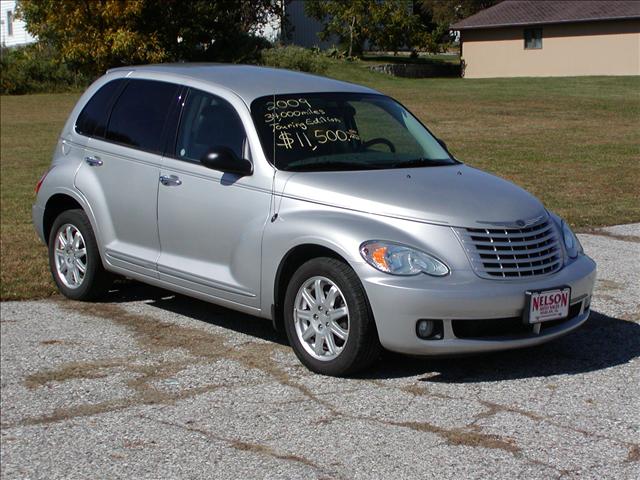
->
[33,65,597,376]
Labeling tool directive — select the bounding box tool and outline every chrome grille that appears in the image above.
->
[455,218,563,279]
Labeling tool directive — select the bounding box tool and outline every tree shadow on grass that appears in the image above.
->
[102,280,640,382]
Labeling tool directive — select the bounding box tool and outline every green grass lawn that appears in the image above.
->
[1,93,81,300]
[1,65,639,300]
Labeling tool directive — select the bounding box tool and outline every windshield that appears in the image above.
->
[251,93,456,172]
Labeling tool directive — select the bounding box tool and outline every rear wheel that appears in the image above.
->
[48,209,112,300]
[283,257,381,376]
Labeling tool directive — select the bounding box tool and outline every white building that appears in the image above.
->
[1,0,36,48]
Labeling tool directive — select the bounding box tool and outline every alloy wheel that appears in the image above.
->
[53,223,87,289]
[293,276,350,361]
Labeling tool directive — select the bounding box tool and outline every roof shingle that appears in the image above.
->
[452,0,640,30]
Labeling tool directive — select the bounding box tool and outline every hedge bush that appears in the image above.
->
[260,46,329,74]
[0,43,329,95]
[1,44,88,95]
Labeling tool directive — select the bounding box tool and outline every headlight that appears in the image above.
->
[561,221,582,259]
[360,241,449,276]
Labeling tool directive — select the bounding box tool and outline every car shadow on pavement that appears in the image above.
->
[102,280,289,346]
[103,281,639,382]
[369,311,640,383]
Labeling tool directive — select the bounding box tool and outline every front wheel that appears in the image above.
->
[48,209,112,301]
[283,257,381,376]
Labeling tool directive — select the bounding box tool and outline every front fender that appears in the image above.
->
[260,196,465,316]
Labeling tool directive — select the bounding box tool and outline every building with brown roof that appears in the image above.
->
[452,0,640,78]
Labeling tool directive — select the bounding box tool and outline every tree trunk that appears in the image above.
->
[348,15,355,58]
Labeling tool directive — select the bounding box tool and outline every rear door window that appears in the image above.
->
[106,79,180,154]
[174,88,246,163]
[75,79,124,138]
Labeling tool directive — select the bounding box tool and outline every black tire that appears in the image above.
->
[283,257,382,376]
[48,209,112,301]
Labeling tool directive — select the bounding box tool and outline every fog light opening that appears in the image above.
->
[416,319,443,340]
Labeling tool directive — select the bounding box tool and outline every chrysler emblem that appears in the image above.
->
[477,214,546,228]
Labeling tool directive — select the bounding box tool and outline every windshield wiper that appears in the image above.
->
[391,158,453,169]
[287,161,384,172]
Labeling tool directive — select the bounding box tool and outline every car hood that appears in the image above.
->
[280,164,547,228]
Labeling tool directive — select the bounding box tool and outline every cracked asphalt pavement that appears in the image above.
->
[1,225,639,479]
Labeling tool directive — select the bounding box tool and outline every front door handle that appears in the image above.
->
[159,174,182,186]
[84,156,103,167]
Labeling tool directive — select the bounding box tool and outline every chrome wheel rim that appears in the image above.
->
[54,223,87,289]
[293,276,349,361]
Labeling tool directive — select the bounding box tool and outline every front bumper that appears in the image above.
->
[356,254,597,355]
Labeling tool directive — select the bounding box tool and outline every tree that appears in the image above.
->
[17,0,165,76]
[419,0,499,28]
[369,1,422,54]
[139,1,282,63]
[414,1,499,53]
[305,0,421,57]
[17,0,283,77]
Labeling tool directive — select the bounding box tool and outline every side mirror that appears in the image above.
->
[200,146,253,177]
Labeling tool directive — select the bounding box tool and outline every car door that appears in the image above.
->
[75,78,182,278]
[157,87,272,309]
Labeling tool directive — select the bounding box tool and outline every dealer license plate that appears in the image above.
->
[525,287,571,324]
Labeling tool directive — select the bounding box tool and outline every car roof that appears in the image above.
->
[107,64,380,105]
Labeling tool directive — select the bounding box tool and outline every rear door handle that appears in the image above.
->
[84,156,103,167]
[159,174,182,186]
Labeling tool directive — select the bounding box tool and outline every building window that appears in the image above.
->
[524,28,542,49]
[6,11,14,36]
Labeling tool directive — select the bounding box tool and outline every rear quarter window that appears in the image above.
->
[105,79,180,154]
[75,79,125,138]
